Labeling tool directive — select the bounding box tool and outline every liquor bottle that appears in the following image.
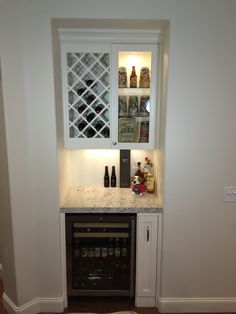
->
[104,166,109,187]
[111,166,117,187]
[130,66,137,88]
[134,162,144,187]
[135,162,142,177]
[146,162,155,193]
[143,156,150,182]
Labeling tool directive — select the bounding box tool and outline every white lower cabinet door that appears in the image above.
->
[135,213,158,307]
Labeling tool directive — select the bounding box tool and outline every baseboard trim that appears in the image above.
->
[2,292,64,314]
[135,296,156,307]
[159,297,236,313]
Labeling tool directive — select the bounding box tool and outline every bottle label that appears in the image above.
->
[115,247,121,257]
[95,247,101,257]
[121,247,127,257]
[147,176,155,192]
[108,247,114,256]
[101,247,107,257]
[130,76,137,88]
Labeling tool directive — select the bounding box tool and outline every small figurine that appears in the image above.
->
[131,175,145,195]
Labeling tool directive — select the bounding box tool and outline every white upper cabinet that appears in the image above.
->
[111,44,158,149]
[59,30,160,149]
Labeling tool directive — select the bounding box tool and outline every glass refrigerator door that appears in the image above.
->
[112,44,158,149]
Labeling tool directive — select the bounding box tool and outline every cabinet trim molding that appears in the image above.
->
[59,28,162,44]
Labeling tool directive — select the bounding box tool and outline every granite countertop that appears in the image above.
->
[60,186,162,213]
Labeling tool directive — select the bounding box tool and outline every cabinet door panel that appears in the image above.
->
[136,214,158,297]
[61,43,111,148]
[111,44,158,149]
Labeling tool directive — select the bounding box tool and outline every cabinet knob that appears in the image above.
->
[112,142,117,146]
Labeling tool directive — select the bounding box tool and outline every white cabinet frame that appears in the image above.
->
[59,29,162,149]
[135,213,162,307]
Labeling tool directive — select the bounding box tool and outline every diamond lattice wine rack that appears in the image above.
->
[66,52,110,139]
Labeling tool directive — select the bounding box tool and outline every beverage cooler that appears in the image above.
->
[66,214,136,297]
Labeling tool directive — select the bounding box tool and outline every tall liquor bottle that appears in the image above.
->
[146,162,155,193]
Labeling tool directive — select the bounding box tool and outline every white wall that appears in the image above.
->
[0,62,17,304]
[1,0,236,311]
[161,1,236,299]
[0,0,39,306]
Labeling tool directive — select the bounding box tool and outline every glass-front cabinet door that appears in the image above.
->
[61,43,111,148]
[111,44,158,149]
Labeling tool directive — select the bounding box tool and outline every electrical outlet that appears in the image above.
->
[224,187,236,202]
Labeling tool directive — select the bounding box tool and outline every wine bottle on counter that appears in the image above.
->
[111,166,117,187]
[104,166,109,187]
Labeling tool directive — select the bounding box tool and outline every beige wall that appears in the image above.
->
[0,0,236,310]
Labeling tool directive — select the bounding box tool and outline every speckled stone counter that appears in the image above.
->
[61,186,162,213]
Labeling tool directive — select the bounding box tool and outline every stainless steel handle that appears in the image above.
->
[146,226,150,242]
